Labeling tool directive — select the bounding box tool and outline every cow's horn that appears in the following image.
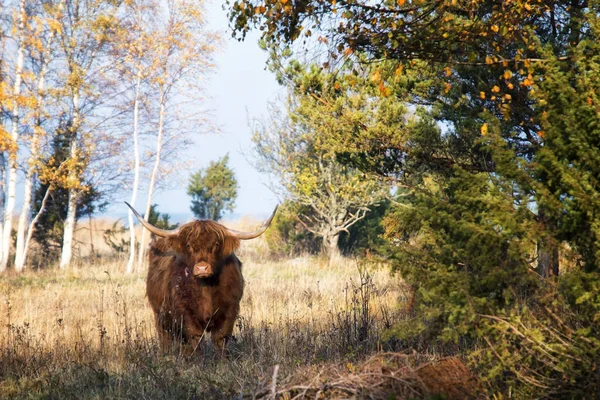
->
[226,205,278,240]
[124,201,179,237]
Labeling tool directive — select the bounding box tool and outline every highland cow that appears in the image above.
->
[125,202,277,353]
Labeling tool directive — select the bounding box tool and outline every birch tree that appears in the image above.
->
[115,0,158,274]
[0,0,26,272]
[14,4,58,271]
[51,0,120,269]
[136,0,217,270]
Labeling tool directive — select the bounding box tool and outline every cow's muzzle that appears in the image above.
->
[193,262,212,278]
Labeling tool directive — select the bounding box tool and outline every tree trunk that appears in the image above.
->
[536,208,559,278]
[126,71,142,274]
[14,169,34,272]
[20,188,50,269]
[14,59,48,272]
[323,231,341,262]
[60,91,81,270]
[0,0,25,272]
[537,239,559,278]
[0,154,5,266]
[137,96,166,271]
[60,188,78,269]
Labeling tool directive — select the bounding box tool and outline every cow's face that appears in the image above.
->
[174,221,240,278]
[125,202,277,278]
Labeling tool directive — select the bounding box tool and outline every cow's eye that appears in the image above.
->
[213,242,221,252]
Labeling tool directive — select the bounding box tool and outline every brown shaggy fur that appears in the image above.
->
[146,220,244,353]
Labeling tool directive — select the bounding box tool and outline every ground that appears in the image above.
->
[0,239,477,399]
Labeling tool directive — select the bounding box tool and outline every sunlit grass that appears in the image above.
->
[0,253,412,399]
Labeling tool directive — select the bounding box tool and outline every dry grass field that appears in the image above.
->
[0,219,477,399]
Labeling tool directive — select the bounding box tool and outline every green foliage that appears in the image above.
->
[262,200,319,257]
[187,154,238,221]
[102,204,178,255]
[338,200,391,257]
[147,204,178,230]
[32,129,106,262]
[102,221,128,254]
[472,277,600,398]
[252,64,392,258]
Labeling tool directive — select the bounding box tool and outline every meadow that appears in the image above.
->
[0,220,476,399]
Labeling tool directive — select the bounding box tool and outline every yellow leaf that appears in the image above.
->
[491,25,499,33]
[398,0,405,5]
[481,123,488,136]
[370,70,381,82]
[491,85,500,93]
[503,70,513,79]
[444,66,452,77]
[444,82,452,93]
[485,56,493,64]
[538,130,545,138]
[480,91,486,99]
[507,83,514,90]
[379,81,391,97]
[504,94,512,101]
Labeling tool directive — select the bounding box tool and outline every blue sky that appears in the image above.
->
[109,1,283,222]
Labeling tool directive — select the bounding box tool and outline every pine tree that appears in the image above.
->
[187,155,238,221]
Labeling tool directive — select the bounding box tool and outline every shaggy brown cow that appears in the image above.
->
[125,202,277,353]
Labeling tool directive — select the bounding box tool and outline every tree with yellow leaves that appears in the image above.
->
[48,0,121,269]
[135,0,218,271]
[252,65,393,260]
[13,1,60,272]
[0,0,27,272]
[113,0,160,274]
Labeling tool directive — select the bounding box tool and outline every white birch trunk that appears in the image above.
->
[59,91,81,269]
[14,169,34,272]
[137,97,166,271]
[14,60,48,272]
[20,188,51,269]
[126,71,143,274]
[1,0,26,272]
[0,154,5,266]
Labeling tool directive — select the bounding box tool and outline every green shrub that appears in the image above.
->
[263,200,319,257]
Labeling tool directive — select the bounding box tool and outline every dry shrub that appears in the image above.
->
[414,356,480,399]
[249,353,479,399]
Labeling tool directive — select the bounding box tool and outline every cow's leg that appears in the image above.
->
[211,311,237,355]
[182,320,207,357]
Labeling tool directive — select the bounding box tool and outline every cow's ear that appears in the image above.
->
[222,236,240,256]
